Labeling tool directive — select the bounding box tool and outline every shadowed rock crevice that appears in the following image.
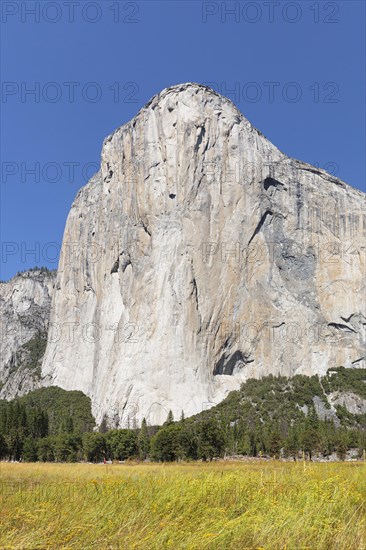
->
[352,356,365,365]
[340,313,366,332]
[214,350,253,376]
[110,252,132,274]
[247,209,273,246]
[110,259,119,274]
[141,219,151,236]
[263,177,285,192]
[194,126,206,152]
[189,272,202,334]
[328,322,357,334]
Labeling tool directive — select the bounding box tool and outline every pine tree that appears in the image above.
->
[99,415,109,434]
[40,411,49,438]
[138,418,150,460]
[66,416,74,434]
[0,408,8,433]
[268,427,282,458]
[284,428,300,460]
[164,410,174,426]
[20,406,27,430]
[197,417,226,461]
[9,431,23,461]
[0,433,8,459]
[37,437,55,462]
[335,429,348,460]
[23,437,38,462]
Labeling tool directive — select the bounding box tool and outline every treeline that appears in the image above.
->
[149,408,366,461]
[0,405,365,463]
[0,386,96,461]
[0,266,56,283]
[0,398,152,463]
[18,266,56,276]
[0,369,366,462]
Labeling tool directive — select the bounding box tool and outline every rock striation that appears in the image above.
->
[39,83,365,426]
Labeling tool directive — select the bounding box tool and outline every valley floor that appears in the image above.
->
[0,461,365,549]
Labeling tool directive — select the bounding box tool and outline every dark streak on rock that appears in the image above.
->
[247,210,273,247]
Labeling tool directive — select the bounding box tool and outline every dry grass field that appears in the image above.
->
[0,460,365,549]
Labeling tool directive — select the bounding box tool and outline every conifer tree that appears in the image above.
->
[138,418,150,460]
[164,410,174,426]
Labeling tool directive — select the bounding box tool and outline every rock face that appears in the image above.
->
[41,83,366,426]
[329,391,366,416]
[0,269,56,399]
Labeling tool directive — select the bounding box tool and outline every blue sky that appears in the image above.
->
[1,0,365,280]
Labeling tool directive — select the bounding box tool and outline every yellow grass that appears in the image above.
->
[0,460,365,549]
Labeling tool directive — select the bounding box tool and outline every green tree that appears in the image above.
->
[138,419,150,460]
[82,432,106,462]
[37,437,55,462]
[284,428,300,460]
[164,410,174,426]
[237,433,251,456]
[23,436,38,462]
[0,433,8,459]
[268,427,283,458]
[197,417,226,461]
[335,429,348,460]
[65,416,74,434]
[8,431,23,461]
[301,427,318,461]
[106,430,138,461]
[177,422,198,460]
[248,430,257,457]
[151,425,180,462]
[54,434,81,462]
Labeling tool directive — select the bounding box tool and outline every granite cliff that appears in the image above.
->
[0,269,56,399]
[31,83,366,425]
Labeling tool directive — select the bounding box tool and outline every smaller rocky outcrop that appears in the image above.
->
[0,268,56,399]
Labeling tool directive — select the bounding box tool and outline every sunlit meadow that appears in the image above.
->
[0,460,365,549]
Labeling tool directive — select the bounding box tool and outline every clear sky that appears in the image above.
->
[1,0,365,280]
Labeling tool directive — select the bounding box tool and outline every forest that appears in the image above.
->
[1,368,365,462]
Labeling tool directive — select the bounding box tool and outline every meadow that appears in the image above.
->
[0,460,365,550]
